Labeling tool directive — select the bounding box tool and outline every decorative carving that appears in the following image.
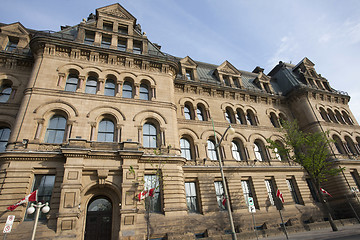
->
[97,169,109,186]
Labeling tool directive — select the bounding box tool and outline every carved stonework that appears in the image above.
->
[104,9,128,19]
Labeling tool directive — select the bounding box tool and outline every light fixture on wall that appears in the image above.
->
[22,139,29,148]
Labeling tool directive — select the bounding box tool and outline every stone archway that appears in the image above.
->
[84,196,113,240]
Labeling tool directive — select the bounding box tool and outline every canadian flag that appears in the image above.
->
[221,194,226,207]
[7,190,38,211]
[138,188,155,202]
[320,188,332,197]
[276,189,284,203]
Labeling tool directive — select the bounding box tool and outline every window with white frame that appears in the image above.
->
[214,181,226,210]
[286,178,302,204]
[185,182,199,213]
[180,138,192,160]
[144,175,161,213]
[143,123,157,148]
[207,139,218,160]
[241,180,256,207]
[264,179,276,206]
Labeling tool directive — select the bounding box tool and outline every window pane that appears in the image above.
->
[287,179,301,204]
[197,108,204,121]
[241,180,254,206]
[122,82,133,98]
[104,80,115,96]
[214,181,226,210]
[143,123,157,148]
[144,175,161,213]
[207,140,218,160]
[0,127,11,152]
[45,115,66,144]
[184,106,191,120]
[254,143,263,161]
[264,180,275,205]
[140,84,149,100]
[0,87,12,103]
[98,119,114,142]
[185,182,199,213]
[232,142,241,161]
[85,78,97,94]
[180,138,192,160]
[65,75,78,92]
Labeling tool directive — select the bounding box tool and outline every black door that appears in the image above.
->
[85,196,112,240]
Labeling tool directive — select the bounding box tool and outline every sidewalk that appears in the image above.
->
[261,223,360,240]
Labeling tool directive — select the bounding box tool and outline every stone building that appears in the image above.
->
[0,3,359,240]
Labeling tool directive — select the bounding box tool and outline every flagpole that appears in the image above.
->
[211,119,237,240]
[278,208,289,240]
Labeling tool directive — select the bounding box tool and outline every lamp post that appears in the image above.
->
[211,119,237,240]
[26,202,50,240]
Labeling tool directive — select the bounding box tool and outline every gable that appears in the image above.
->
[1,22,29,35]
[180,56,197,67]
[217,61,241,76]
[96,3,136,22]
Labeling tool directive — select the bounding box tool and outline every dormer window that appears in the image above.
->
[185,69,194,80]
[101,34,112,48]
[103,21,113,32]
[5,37,19,52]
[263,83,272,93]
[118,38,127,51]
[223,75,230,86]
[233,77,240,88]
[118,25,128,35]
[84,31,95,45]
[133,40,142,54]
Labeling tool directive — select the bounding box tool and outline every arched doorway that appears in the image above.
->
[84,196,112,240]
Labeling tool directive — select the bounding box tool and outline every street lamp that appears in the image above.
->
[211,120,237,240]
[26,202,50,240]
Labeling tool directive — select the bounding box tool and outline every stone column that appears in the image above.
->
[116,81,123,97]
[34,118,45,140]
[57,146,86,239]
[98,78,105,95]
[134,83,140,99]
[77,76,85,92]
[57,73,66,88]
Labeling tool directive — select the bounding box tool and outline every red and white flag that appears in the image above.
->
[276,189,284,203]
[221,194,226,207]
[138,188,155,202]
[320,188,332,197]
[7,190,37,211]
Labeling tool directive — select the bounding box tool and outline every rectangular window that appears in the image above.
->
[233,77,240,88]
[133,41,142,54]
[185,69,193,80]
[286,178,302,204]
[84,31,95,45]
[5,37,19,52]
[306,179,319,202]
[264,179,276,206]
[101,34,112,48]
[144,174,161,213]
[118,38,127,51]
[25,175,55,220]
[350,170,360,192]
[185,182,199,213]
[118,25,128,35]
[241,179,257,208]
[223,75,230,86]
[214,181,227,210]
[103,21,113,31]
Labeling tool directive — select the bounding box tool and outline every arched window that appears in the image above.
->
[345,136,358,155]
[236,109,246,125]
[98,119,115,142]
[104,79,116,96]
[184,103,194,120]
[274,141,287,161]
[180,138,193,160]
[270,113,280,128]
[327,109,338,123]
[0,127,11,152]
[139,83,149,100]
[143,123,157,148]
[232,140,246,161]
[45,115,67,144]
[335,110,345,124]
[342,111,354,125]
[122,81,133,98]
[254,140,267,161]
[196,104,206,121]
[85,76,98,94]
[246,110,257,126]
[207,139,218,160]
[64,74,78,92]
[319,108,330,122]
[356,137,360,153]
[0,85,12,103]
[225,108,235,124]
[278,113,287,126]
[333,135,345,154]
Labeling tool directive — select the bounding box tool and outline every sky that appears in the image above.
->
[1,0,360,121]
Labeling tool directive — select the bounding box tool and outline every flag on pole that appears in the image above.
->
[7,190,37,211]
[320,188,332,197]
[221,194,226,207]
[138,188,155,202]
[276,189,284,203]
